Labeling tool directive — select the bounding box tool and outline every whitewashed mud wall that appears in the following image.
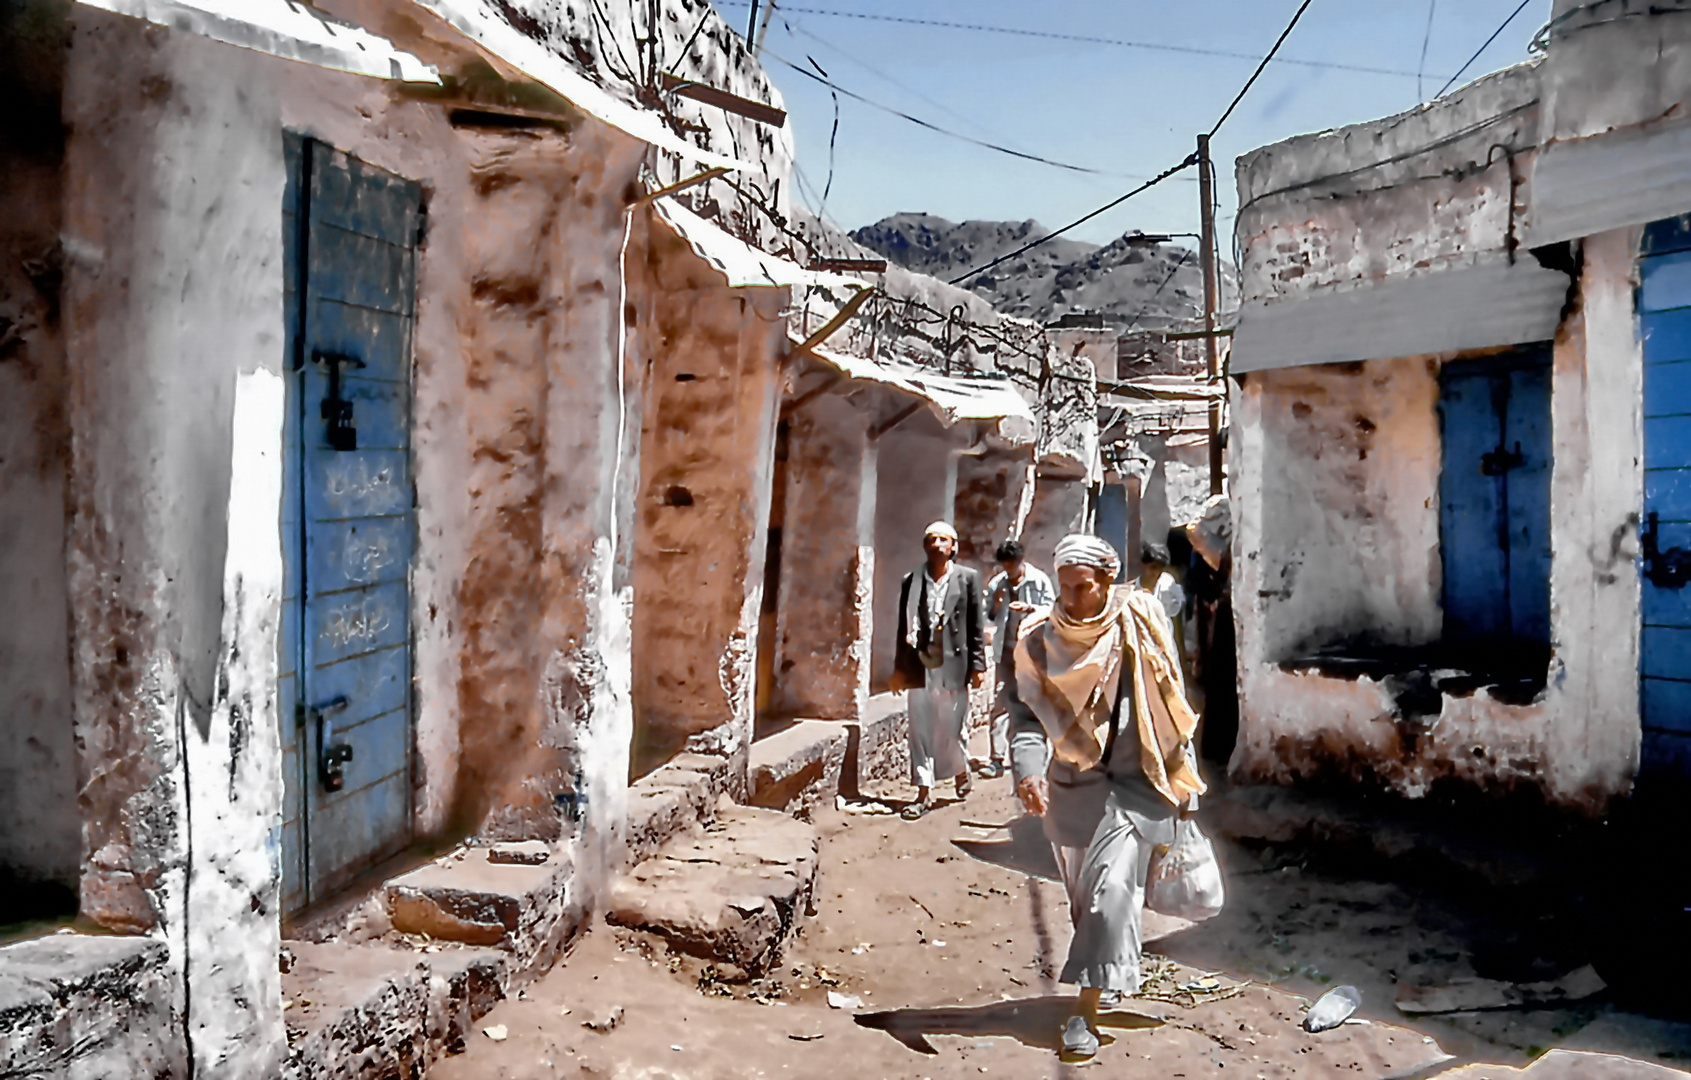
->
[62,14,289,1075]
[0,0,79,908]
[626,218,785,777]
[772,391,878,721]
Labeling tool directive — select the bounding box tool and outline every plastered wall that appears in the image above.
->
[1227,235,1644,812]
[0,0,78,906]
[626,220,785,777]
[771,391,877,721]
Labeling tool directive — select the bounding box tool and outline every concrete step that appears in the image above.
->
[383,840,580,985]
[605,801,819,976]
[280,940,503,1079]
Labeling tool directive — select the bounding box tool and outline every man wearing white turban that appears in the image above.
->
[891,521,987,819]
[1010,533,1207,1059]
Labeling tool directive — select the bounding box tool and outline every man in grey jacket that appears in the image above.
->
[891,521,987,819]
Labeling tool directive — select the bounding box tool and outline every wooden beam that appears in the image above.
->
[631,166,729,208]
[660,72,787,127]
[868,401,924,442]
[807,257,887,274]
[782,373,843,414]
[784,288,877,364]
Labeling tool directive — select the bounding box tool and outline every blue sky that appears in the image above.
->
[709,0,1552,245]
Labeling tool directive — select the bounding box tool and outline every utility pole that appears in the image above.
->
[1196,134,1224,496]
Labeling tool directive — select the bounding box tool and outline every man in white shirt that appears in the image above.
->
[984,539,1055,779]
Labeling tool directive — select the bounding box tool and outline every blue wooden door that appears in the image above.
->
[1096,482,1129,582]
[1437,350,1552,648]
[1639,217,1691,781]
[281,137,420,912]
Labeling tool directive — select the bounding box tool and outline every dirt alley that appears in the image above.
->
[435,734,1691,1079]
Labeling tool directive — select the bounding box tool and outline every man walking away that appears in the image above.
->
[984,539,1054,779]
[891,521,986,819]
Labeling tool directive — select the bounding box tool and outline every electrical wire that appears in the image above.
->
[712,0,1424,79]
[1209,0,1314,137]
[1417,0,1438,101]
[1436,0,1535,97]
[949,155,1199,286]
[762,47,1123,176]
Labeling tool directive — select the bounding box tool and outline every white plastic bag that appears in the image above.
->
[1145,817,1225,921]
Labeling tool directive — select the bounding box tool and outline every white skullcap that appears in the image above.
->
[923,521,959,541]
[1053,534,1121,579]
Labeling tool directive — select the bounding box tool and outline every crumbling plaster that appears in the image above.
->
[1228,232,1644,812]
[1538,0,1691,144]
[626,216,786,776]
[770,391,879,722]
[1235,64,1541,309]
[62,14,290,1075]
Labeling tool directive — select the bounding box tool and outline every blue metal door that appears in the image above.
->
[1639,217,1691,781]
[281,137,420,912]
[1437,350,1552,648]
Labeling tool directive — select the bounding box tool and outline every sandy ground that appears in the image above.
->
[435,734,1691,1080]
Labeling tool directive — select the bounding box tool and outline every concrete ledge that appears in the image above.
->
[749,720,848,814]
[385,841,580,985]
[626,751,733,865]
[0,934,179,1078]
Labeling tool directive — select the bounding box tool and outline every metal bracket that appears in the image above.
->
[311,696,353,791]
[1643,512,1691,589]
[1480,441,1526,476]
[313,350,366,452]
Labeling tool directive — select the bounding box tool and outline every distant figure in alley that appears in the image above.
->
[891,521,986,819]
[984,539,1055,779]
[1010,534,1206,1059]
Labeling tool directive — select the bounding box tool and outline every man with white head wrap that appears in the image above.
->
[1009,533,1207,1060]
[891,521,986,819]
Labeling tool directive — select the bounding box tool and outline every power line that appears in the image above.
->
[1417,0,1438,100]
[949,155,1200,285]
[713,1,1423,79]
[1436,0,1535,97]
[1209,0,1315,137]
[762,48,1128,176]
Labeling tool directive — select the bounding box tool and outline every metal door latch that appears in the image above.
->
[313,350,366,452]
[1643,512,1691,589]
[1480,441,1525,476]
[311,696,354,791]
[554,770,589,824]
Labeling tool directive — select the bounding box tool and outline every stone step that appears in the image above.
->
[606,802,820,976]
[748,720,848,813]
[384,840,580,984]
[625,751,734,865]
[280,940,503,1079]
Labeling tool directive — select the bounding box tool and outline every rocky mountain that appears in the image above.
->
[849,212,1232,328]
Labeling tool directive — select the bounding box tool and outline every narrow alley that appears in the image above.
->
[428,729,1691,1079]
[8,1,1691,1078]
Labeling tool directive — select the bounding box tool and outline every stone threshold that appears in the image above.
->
[282,745,746,1079]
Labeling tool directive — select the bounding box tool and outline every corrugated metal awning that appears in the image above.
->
[809,345,1037,443]
[79,0,440,82]
[409,0,750,172]
[1230,258,1571,374]
[1526,117,1691,247]
[651,199,864,290]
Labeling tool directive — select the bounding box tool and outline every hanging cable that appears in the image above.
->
[764,49,1124,175]
[1435,0,1535,97]
[1209,0,1315,137]
[713,1,1422,78]
[949,155,1199,285]
[1417,0,1438,101]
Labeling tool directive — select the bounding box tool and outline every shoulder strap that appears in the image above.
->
[1099,625,1133,769]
